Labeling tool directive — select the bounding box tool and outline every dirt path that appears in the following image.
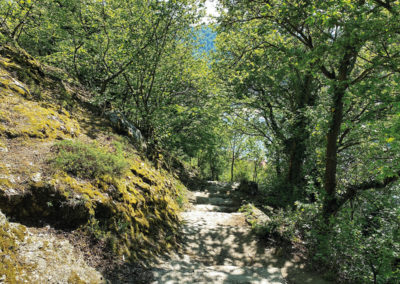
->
[151,182,332,284]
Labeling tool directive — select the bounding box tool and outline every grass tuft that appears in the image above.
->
[51,140,128,179]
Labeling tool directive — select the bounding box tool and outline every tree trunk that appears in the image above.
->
[275,154,282,178]
[321,45,358,221]
[230,151,235,182]
[253,160,258,182]
[286,136,307,187]
[210,159,217,181]
[286,139,306,203]
[284,109,310,203]
[323,87,345,221]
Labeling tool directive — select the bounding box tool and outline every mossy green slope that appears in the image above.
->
[0,44,186,282]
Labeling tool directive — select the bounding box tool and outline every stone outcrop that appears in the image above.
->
[107,111,146,149]
[0,210,104,283]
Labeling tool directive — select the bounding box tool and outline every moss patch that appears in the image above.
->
[47,155,185,261]
[0,211,30,283]
[0,163,13,191]
[0,56,21,71]
[0,53,79,140]
[0,93,79,139]
[68,271,87,284]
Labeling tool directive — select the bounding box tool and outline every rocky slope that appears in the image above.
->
[0,43,186,283]
[0,211,103,283]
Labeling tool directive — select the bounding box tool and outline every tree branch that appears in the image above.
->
[338,173,399,209]
[373,0,394,12]
[320,65,336,79]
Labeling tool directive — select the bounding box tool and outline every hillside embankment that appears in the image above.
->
[0,44,186,283]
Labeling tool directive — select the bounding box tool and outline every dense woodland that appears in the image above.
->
[1,0,400,282]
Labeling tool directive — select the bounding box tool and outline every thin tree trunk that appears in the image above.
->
[287,139,306,186]
[323,87,345,220]
[253,160,258,182]
[275,154,282,178]
[230,151,235,182]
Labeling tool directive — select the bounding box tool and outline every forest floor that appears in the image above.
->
[151,181,333,284]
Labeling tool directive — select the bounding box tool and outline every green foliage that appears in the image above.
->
[241,182,400,282]
[0,0,222,162]
[51,140,128,179]
[239,203,297,243]
[314,188,400,283]
[262,177,296,208]
[231,160,253,182]
[175,184,187,209]
[0,32,6,44]
[216,1,400,281]
[1,0,400,280]
[269,190,400,283]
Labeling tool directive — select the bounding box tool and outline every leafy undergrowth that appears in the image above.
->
[51,140,129,179]
[240,200,400,283]
[239,203,299,244]
[0,43,187,282]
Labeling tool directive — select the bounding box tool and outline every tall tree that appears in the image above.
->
[216,3,320,203]
[218,0,400,218]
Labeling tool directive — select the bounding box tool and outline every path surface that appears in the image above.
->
[151,182,331,284]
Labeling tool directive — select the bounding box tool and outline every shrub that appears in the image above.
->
[51,140,128,179]
[314,189,400,283]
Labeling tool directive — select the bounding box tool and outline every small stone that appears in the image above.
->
[48,115,58,121]
[0,147,8,152]
[5,188,18,195]
[0,175,15,183]
[31,172,42,183]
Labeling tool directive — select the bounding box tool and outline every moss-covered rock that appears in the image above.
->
[0,210,104,283]
[0,210,29,283]
[0,70,31,98]
[46,156,184,261]
[0,69,79,139]
[0,153,185,261]
[0,44,44,86]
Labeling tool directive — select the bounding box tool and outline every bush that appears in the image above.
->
[51,140,128,179]
[314,189,400,283]
[238,179,259,196]
[239,203,298,243]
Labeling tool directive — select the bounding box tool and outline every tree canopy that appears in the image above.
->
[1,0,399,282]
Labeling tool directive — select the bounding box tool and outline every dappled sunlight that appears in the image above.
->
[152,182,332,283]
